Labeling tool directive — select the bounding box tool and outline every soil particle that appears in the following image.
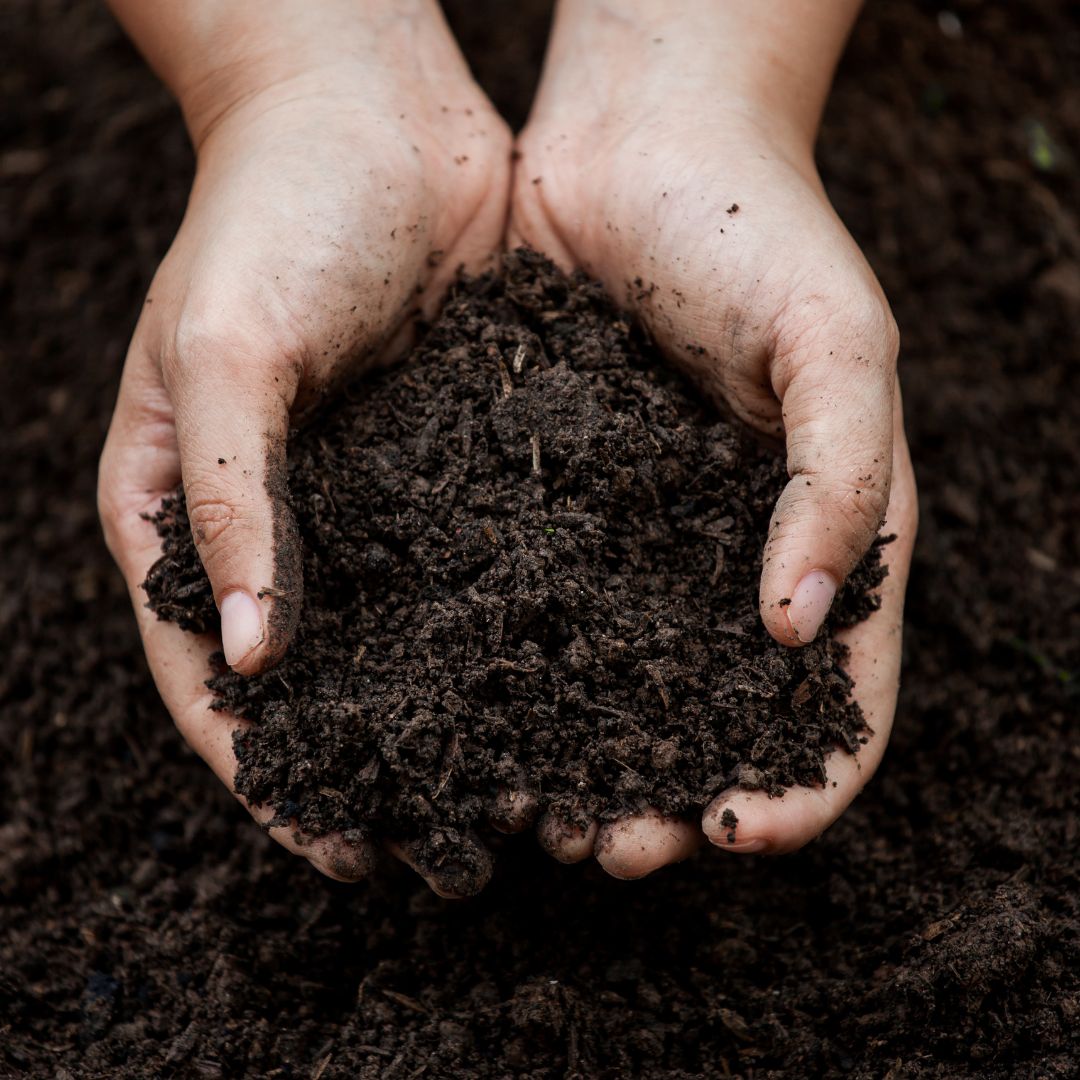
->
[1,1,1078,1077]
[720,806,739,843]
[144,250,887,848]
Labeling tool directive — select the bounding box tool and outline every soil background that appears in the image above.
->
[1,1,1078,1077]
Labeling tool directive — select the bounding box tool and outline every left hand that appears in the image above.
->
[98,0,515,895]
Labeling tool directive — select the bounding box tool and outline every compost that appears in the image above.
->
[144,249,885,860]
[1,1,1077,1077]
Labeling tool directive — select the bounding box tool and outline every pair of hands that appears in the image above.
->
[98,0,916,896]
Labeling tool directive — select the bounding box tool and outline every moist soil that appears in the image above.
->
[2,1,1078,1077]
[144,249,885,872]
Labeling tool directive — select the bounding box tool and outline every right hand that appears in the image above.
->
[98,2,513,894]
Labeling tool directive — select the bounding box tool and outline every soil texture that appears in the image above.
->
[145,250,885,852]
[1,1,1078,1077]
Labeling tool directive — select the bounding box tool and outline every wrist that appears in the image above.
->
[108,0,458,150]
[536,0,861,154]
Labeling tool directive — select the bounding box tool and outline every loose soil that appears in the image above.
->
[145,250,885,862]
[1,1,1078,1077]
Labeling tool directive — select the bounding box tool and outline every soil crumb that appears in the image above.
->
[144,250,886,844]
[3,2,1079,1077]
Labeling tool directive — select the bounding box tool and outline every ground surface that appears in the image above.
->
[1,1,1078,1077]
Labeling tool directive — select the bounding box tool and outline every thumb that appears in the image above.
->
[168,340,303,676]
[759,307,898,646]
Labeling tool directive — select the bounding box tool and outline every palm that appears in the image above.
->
[100,78,513,894]
[515,114,876,413]
[149,87,508,395]
[511,111,918,872]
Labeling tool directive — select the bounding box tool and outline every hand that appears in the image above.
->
[510,0,918,876]
[98,0,512,894]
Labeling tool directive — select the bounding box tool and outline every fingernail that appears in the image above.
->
[220,590,264,667]
[787,569,838,642]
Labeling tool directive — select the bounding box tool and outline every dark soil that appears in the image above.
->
[145,250,885,855]
[1,1,1078,1078]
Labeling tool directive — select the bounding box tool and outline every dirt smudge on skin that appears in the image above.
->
[259,429,303,667]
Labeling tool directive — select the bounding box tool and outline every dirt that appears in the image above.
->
[144,249,886,863]
[1,1,1078,1078]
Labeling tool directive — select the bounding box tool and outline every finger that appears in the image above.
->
[145,621,378,882]
[505,208,574,275]
[594,810,702,880]
[386,834,495,900]
[266,822,379,883]
[705,396,917,853]
[759,293,900,646]
[164,318,303,675]
[506,131,579,272]
[129,572,377,880]
[101,366,376,882]
[536,809,600,864]
[489,782,540,834]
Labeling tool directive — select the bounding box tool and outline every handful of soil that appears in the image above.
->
[145,250,886,857]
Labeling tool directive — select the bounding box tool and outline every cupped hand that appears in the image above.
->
[510,8,918,877]
[99,5,514,895]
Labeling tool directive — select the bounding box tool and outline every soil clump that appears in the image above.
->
[145,250,885,852]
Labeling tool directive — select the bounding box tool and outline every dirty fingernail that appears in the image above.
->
[787,569,838,643]
[220,590,264,667]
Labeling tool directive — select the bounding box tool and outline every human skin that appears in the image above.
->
[511,0,918,876]
[100,0,917,893]
[97,0,517,895]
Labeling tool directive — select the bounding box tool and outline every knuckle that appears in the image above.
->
[96,485,124,560]
[786,285,899,374]
[832,480,890,546]
[96,452,120,530]
[169,310,231,378]
[186,496,253,560]
[881,308,901,362]
[836,288,898,369]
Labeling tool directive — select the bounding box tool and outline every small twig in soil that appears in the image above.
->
[710,543,726,587]
[381,989,429,1014]
[645,663,670,711]
[433,728,460,800]
[319,476,336,515]
[387,694,411,724]
[355,1045,392,1058]
[498,358,513,398]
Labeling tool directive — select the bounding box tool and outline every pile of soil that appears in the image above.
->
[2,1,1078,1077]
[145,250,884,857]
